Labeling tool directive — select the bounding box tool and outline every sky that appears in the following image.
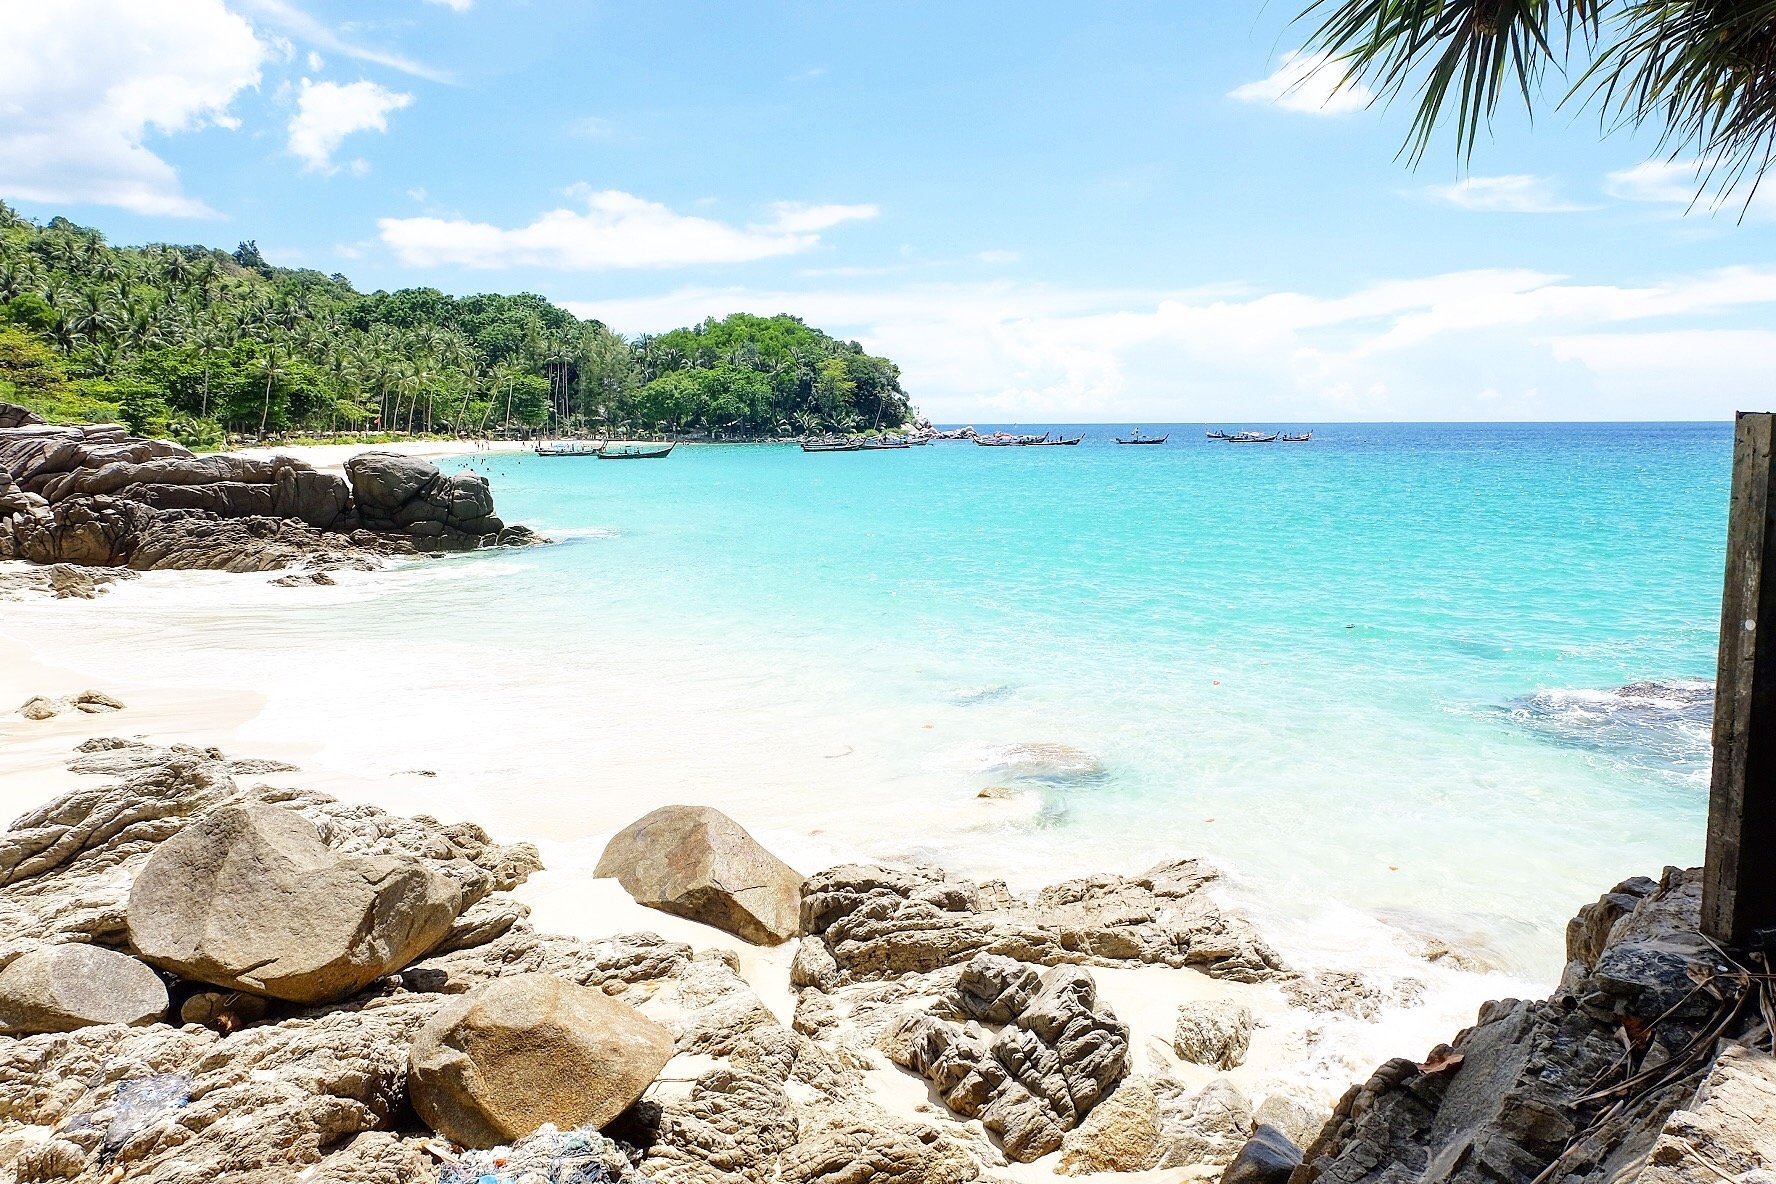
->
[3,0,1774,422]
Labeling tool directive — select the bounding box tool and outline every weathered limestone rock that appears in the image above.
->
[128,802,462,1003]
[17,697,57,721]
[1159,1079,1255,1169]
[1174,998,1254,1070]
[1223,1124,1305,1184]
[1057,1077,1164,1174]
[595,805,804,945]
[887,962,1130,1162]
[955,952,1042,1023]
[0,402,41,429]
[0,944,167,1034]
[407,972,676,1148]
[779,1106,983,1184]
[1638,1043,1776,1184]
[801,859,1285,983]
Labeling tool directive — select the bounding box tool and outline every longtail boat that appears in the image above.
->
[1116,431,1168,444]
[1280,432,1313,442]
[596,443,674,459]
[1021,434,1083,446]
[534,439,603,456]
[802,437,863,453]
[1224,431,1279,443]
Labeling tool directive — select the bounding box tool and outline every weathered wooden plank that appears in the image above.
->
[1703,411,1776,946]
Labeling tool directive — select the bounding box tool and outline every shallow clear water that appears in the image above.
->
[31,423,1736,979]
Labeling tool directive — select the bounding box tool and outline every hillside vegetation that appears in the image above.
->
[0,201,910,445]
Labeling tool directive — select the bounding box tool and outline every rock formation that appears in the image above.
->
[1173,998,1254,1069]
[0,944,167,1035]
[595,805,805,945]
[1,735,1770,1183]
[800,859,1287,982]
[408,972,676,1148]
[127,802,464,1004]
[1289,867,1776,1184]
[885,959,1131,1161]
[0,424,539,573]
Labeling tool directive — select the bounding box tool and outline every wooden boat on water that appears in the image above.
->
[1021,434,1083,446]
[1117,431,1168,445]
[1205,430,1228,440]
[802,437,863,453]
[596,443,673,459]
[1280,432,1313,442]
[534,439,603,457]
[861,437,912,450]
[1223,431,1279,443]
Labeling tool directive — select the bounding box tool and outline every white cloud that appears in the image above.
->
[1607,160,1702,206]
[378,190,879,269]
[569,115,615,138]
[235,0,449,82]
[1426,175,1586,213]
[1229,51,1373,115]
[0,0,264,217]
[1606,158,1776,219]
[425,0,473,10]
[287,78,413,173]
[562,266,1776,422]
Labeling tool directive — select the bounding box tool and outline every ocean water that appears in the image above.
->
[18,423,1732,981]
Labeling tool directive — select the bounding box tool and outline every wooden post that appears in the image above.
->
[1704,411,1776,946]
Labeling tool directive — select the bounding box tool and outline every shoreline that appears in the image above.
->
[0,567,1540,1170]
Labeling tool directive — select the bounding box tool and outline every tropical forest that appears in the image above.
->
[0,201,912,446]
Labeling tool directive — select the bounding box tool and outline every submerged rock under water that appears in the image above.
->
[1502,679,1712,779]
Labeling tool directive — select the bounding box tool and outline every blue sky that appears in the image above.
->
[4,0,1774,421]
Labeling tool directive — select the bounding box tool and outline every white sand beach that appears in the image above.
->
[0,576,1526,1177]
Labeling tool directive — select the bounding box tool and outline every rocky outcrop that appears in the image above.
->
[0,944,167,1035]
[0,424,539,573]
[0,402,41,429]
[1292,867,1772,1184]
[886,959,1131,1161]
[801,859,1286,983]
[347,451,534,548]
[128,802,464,1004]
[596,805,805,945]
[408,972,676,1148]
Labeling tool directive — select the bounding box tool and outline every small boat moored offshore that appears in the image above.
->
[1280,432,1313,442]
[534,439,603,457]
[1117,430,1169,444]
[860,436,912,450]
[1223,431,1279,443]
[596,443,674,459]
[1021,434,1083,446]
[802,436,864,453]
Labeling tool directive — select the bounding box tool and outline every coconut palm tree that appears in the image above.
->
[257,346,285,439]
[1299,0,1776,203]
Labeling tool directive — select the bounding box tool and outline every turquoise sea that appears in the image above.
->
[28,423,1727,981]
[427,422,1729,975]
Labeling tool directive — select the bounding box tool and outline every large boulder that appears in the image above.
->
[595,805,804,945]
[345,452,529,548]
[407,972,675,1148]
[127,802,462,1003]
[0,944,167,1034]
[0,402,42,429]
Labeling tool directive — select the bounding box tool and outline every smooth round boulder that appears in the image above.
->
[0,945,167,1034]
[127,802,461,1004]
[594,805,804,945]
[407,972,675,1148]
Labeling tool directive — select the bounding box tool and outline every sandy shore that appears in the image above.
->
[0,578,1528,1176]
[212,438,530,474]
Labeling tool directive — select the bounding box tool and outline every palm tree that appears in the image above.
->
[257,346,284,439]
[1300,0,1776,203]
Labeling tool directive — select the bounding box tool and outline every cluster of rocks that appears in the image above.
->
[0,415,540,575]
[2,736,1771,1183]
[1293,868,1776,1184]
[17,690,124,720]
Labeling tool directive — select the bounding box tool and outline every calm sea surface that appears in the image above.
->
[39,423,1737,978]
